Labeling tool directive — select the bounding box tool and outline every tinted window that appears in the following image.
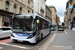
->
[1,28,11,31]
[62,23,64,26]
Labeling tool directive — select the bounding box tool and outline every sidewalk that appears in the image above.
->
[43,29,75,50]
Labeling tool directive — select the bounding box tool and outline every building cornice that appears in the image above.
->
[46,5,52,13]
[27,6,32,10]
[48,6,57,12]
[15,0,26,7]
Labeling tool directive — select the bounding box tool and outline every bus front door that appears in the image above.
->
[36,20,41,41]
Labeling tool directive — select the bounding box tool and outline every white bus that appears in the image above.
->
[10,13,51,43]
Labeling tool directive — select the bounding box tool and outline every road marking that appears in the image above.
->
[53,46,73,49]
[54,30,57,33]
[0,47,3,49]
[39,33,56,50]
[0,43,31,49]
[64,31,67,34]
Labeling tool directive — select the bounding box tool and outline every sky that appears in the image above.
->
[46,0,68,22]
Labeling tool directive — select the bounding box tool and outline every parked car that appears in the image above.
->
[0,26,11,39]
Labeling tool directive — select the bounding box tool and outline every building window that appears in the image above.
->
[28,1,29,6]
[32,9,33,13]
[2,16,11,26]
[20,0,22,2]
[6,1,9,11]
[13,4,16,13]
[19,7,22,14]
[28,10,30,13]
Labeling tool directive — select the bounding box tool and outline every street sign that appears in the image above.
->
[69,6,73,9]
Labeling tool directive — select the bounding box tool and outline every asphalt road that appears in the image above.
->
[0,31,55,50]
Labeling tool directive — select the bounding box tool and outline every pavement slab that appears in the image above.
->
[48,46,64,50]
[47,29,75,50]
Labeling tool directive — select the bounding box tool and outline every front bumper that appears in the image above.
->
[58,28,64,30]
[10,36,36,43]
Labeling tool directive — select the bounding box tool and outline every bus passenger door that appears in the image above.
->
[36,19,41,41]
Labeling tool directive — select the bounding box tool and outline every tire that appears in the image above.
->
[41,34,43,40]
[49,29,51,34]
[12,39,17,42]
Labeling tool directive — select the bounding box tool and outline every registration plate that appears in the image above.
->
[18,40,23,42]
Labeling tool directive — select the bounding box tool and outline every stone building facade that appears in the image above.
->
[65,0,75,28]
[45,5,52,22]
[0,0,33,26]
[33,0,46,17]
[56,15,60,23]
[48,6,57,25]
[64,11,68,22]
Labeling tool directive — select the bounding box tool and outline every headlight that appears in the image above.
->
[11,33,14,37]
[27,35,33,39]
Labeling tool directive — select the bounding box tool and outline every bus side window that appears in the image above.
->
[48,23,51,28]
[39,20,42,29]
[45,21,48,28]
[42,21,45,29]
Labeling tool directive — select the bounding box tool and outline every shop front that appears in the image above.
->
[0,9,14,27]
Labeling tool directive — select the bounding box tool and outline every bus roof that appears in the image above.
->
[13,13,51,23]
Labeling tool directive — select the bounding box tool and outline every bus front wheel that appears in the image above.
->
[41,34,43,40]
[49,29,51,34]
[12,39,17,42]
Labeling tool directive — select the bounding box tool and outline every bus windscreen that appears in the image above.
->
[12,16,35,33]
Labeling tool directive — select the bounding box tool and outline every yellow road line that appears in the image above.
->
[39,34,54,50]
[63,30,67,34]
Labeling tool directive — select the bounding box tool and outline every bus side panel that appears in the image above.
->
[40,28,50,38]
[36,29,43,41]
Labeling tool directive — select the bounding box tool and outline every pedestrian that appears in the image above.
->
[4,17,10,26]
